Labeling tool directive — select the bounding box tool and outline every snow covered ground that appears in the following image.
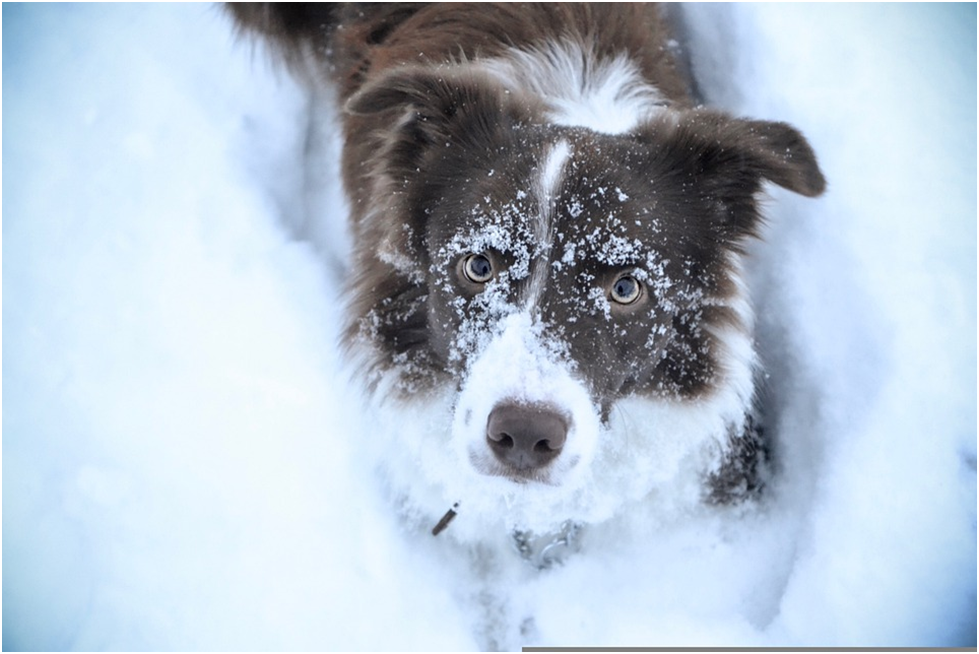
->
[3,3,975,650]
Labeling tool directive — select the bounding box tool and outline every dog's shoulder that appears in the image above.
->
[228,3,693,102]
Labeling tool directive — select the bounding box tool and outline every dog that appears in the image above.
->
[230,3,825,555]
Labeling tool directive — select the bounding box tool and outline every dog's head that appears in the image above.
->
[345,66,824,533]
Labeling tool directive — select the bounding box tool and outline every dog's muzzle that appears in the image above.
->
[452,312,599,486]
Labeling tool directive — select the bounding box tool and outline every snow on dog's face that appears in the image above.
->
[345,67,824,534]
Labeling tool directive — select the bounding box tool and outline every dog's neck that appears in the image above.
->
[432,501,584,569]
[511,520,582,570]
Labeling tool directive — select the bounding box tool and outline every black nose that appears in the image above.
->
[486,402,568,472]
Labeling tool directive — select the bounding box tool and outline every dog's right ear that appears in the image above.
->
[346,66,517,118]
[346,67,539,174]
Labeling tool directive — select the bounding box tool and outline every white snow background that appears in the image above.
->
[3,3,976,650]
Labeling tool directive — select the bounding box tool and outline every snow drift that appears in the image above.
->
[3,3,975,650]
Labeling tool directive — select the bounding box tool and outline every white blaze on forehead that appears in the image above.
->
[523,139,571,309]
[538,138,571,204]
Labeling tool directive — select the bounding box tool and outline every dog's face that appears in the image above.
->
[346,68,824,533]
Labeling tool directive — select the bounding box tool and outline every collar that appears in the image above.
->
[511,520,582,570]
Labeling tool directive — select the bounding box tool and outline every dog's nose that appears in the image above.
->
[486,402,568,472]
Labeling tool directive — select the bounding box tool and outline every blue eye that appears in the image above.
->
[462,253,494,283]
[610,274,642,304]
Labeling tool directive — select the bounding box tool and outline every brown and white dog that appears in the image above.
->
[231,3,825,550]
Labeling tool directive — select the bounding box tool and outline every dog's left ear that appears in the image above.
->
[643,110,825,226]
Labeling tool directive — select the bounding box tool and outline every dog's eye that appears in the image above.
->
[462,253,494,284]
[610,274,642,305]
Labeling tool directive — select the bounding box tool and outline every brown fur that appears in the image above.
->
[229,2,825,504]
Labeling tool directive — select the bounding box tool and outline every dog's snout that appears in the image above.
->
[486,402,568,472]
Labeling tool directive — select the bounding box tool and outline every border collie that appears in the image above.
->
[231,3,825,554]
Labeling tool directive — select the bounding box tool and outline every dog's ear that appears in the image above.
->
[642,109,825,231]
[660,109,826,197]
[346,67,538,174]
[346,66,519,119]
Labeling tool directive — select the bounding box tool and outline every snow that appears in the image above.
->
[3,3,975,650]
